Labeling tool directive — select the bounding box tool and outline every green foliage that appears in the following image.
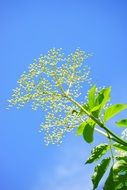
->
[80,119,96,143]
[76,118,94,136]
[76,119,91,136]
[113,143,127,152]
[113,157,127,189]
[103,167,114,190]
[83,122,95,143]
[87,142,127,189]
[76,122,86,135]
[85,144,109,164]
[92,157,111,190]
[116,119,127,127]
[88,85,96,109]
[95,87,111,108]
[79,103,89,115]
[104,104,127,121]
[79,86,111,118]
[104,158,127,190]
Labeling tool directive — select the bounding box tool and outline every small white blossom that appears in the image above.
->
[8,48,92,144]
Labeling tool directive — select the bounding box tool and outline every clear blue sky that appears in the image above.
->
[1,1,127,190]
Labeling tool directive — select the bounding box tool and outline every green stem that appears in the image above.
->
[54,74,127,146]
[94,127,108,137]
[92,127,122,145]
[107,132,115,165]
[66,95,127,146]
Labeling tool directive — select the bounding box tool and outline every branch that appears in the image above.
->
[65,94,127,146]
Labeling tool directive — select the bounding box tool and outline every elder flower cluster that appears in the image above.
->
[8,48,91,145]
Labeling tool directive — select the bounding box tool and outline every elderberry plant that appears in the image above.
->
[8,48,91,145]
[8,48,127,190]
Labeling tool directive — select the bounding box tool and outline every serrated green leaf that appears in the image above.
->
[92,157,111,190]
[85,144,109,164]
[104,104,127,122]
[113,159,127,173]
[113,144,127,152]
[83,122,95,143]
[113,159,127,190]
[115,182,127,190]
[116,156,127,162]
[116,119,127,127]
[88,85,96,109]
[103,167,115,190]
[104,158,127,190]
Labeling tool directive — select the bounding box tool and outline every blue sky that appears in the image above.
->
[1,0,127,190]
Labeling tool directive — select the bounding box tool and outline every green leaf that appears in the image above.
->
[115,182,127,190]
[92,157,111,190]
[113,143,127,152]
[95,87,111,108]
[113,159,127,173]
[83,122,95,143]
[104,158,127,190]
[103,167,115,190]
[104,104,127,122]
[116,156,127,162]
[91,105,101,118]
[76,119,94,136]
[113,159,127,189]
[79,87,111,118]
[88,85,96,109]
[76,121,87,136]
[85,144,109,164]
[79,103,89,115]
[91,87,111,118]
[91,105,101,112]
[116,119,127,127]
